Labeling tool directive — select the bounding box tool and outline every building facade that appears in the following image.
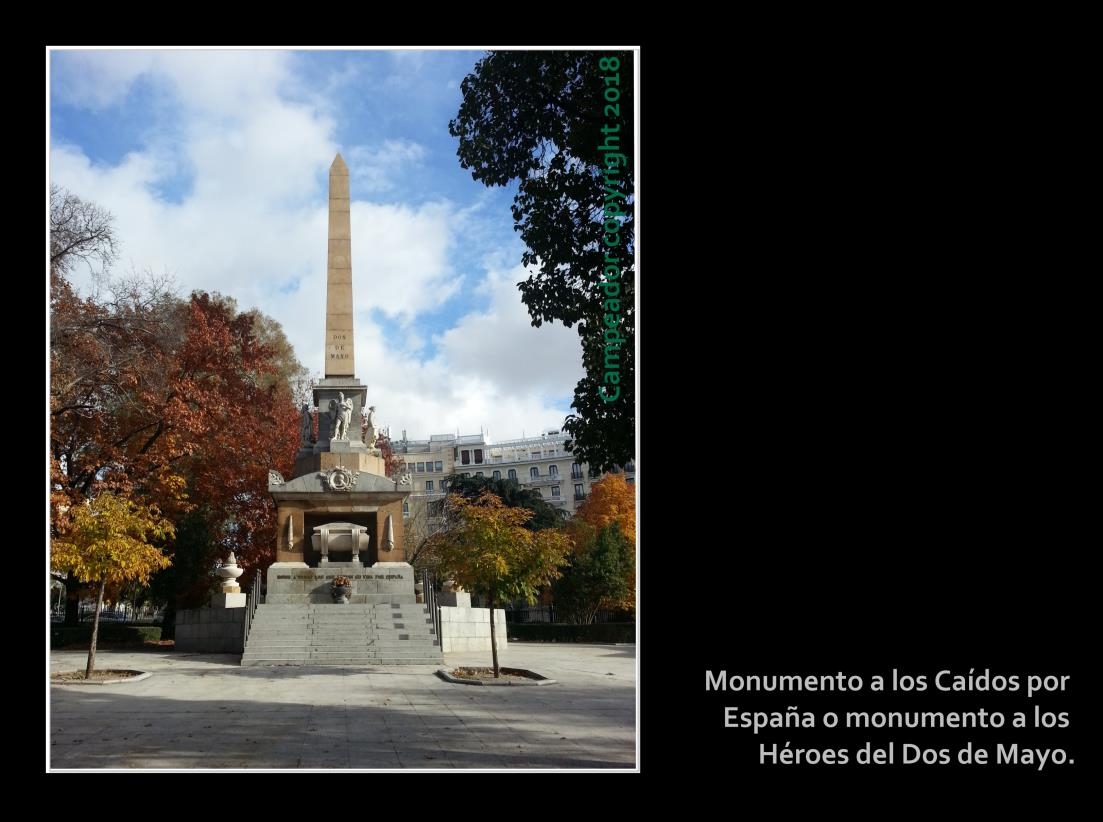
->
[392,428,635,540]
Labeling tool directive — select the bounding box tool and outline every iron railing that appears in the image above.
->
[421,569,442,648]
[243,571,263,647]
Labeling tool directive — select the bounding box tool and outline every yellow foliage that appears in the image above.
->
[572,474,636,549]
[51,493,174,586]
[432,491,571,605]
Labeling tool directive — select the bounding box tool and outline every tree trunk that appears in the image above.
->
[161,598,177,640]
[85,578,106,679]
[64,571,80,627]
[488,594,500,678]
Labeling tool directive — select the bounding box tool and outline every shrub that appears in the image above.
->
[51,624,162,648]
[506,622,634,643]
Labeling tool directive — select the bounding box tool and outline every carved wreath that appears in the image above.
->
[321,466,359,491]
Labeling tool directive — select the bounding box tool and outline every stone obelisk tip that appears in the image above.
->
[331,153,347,172]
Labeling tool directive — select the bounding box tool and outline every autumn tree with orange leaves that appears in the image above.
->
[50,187,302,627]
[560,474,637,614]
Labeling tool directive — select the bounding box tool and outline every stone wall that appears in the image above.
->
[174,607,246,654]
[266,561,416,604]
[439,606,507,654]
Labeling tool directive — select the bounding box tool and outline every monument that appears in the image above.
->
[263,154,414,606]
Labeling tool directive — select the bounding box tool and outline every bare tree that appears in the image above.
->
[50,184,119,277]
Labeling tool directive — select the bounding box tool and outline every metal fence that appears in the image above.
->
[503,605,633,624]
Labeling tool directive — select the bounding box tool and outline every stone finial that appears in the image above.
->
[217,551,244,593]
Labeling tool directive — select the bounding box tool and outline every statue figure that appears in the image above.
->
[363,405,377,447]
[300,403,313,447]
[330,392,353,441]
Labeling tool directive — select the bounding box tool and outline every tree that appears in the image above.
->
[553,522,633,624]
[50,184,118,277]
[450,52,635,472]
[51,261,301,625]
[432,491,570,677]
[50,189,302,626]
[50,494,173,678]
[445,473,567,531]
[403,494,449,575]
[568,474,636,611]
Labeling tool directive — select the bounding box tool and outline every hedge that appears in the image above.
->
[506,622,634,643]
[51,624,162,648]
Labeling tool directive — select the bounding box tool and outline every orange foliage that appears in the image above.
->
[568,474,636,611]
[51,272,301,589]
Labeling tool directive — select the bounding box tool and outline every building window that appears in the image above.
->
[530,467,539,479]
[435,461,443,472]
[406,462,414,473]
[492,470,501,480]
[474,448,484,464]
[588,468,599,479]
[441,481,449,492]
[625,460,636,472]
[626,477,634,484]
[574,484,584,500]
[508,469,517,481]
[476,471,484,478]
[531,451,541,459]
[417,462,425,473]
[549,464,559,477]
[425,480,433,492]
[551,485,561,498]
[571,462,583,479]
[461,450,470,465]
[402,502,410,517]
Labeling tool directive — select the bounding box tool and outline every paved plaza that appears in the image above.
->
[49,643,636,770]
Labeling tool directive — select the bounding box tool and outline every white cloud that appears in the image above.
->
[347,140,427,193]
[49,50,586,448]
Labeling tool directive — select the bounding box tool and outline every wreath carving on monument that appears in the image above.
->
[320,466,359,491]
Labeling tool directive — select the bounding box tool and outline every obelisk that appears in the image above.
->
[325,154,354,377]
[269,152,411,579]
[298,153,371,472]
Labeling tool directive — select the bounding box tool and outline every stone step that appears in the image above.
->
[243,657,441,662]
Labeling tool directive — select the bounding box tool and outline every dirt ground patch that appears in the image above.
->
[51,669,145,683]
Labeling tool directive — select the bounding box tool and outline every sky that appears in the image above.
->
[48,48,584,443]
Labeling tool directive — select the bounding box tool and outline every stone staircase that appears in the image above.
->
[241,603,443,667]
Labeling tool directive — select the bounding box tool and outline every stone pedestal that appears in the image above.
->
[438,591,471,607]
[210,592,247,608]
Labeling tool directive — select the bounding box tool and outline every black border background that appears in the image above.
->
[638,45,1089,792]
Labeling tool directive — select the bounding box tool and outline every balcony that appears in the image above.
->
[522,475,561,488]
[574,492,587,501]
[570,470,584,480]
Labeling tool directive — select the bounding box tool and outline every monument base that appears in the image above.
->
[266,561,416,605]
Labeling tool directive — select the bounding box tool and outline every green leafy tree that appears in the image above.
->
[444,473,567,531]
[450,51,634,471]
[553,522,633,624]
[50,494,173,678]
[432,491,570,677]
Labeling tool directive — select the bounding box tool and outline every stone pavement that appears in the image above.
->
[48,643,636,770]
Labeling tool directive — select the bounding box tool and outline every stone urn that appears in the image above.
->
[217,552,244,593]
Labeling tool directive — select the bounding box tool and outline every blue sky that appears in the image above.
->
[49,48,584,441]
